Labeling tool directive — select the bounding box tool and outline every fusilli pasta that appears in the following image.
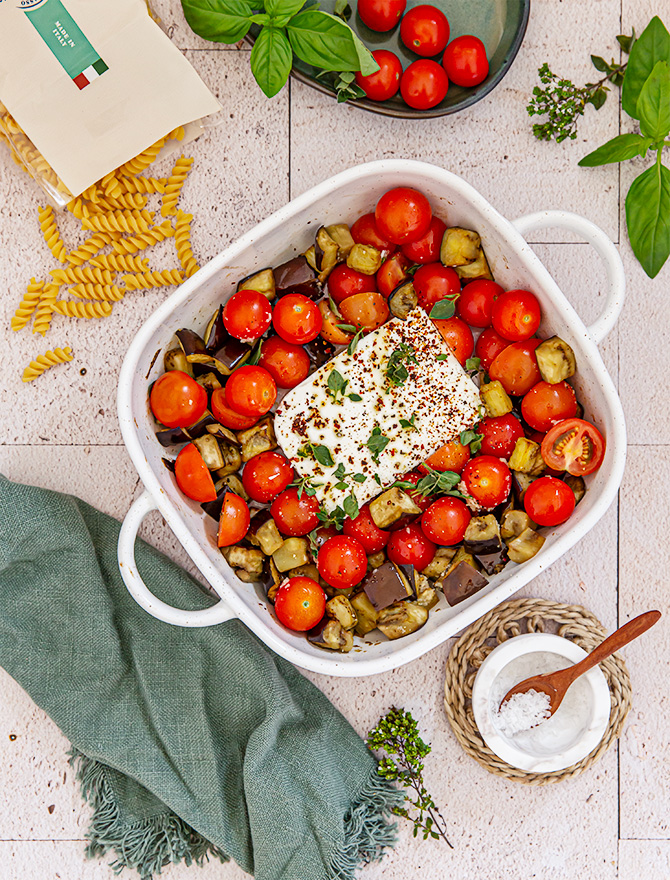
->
[82,209,154,235]
[121,269,185,290]
[175,210,199,278]
[22,346,73,383]
[32,283,59,336]
[112,220,175,255]
[51,266,114,286]
[11,278,44,331]
[111,175,166,196]
[69,283,125,302]
[161,155,193,217]
[52,300,113,319]
[89,253,150,273]
[38,206,67,263]
[65,231,121,266]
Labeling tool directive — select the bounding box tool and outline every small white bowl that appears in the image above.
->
[472,633,611,773]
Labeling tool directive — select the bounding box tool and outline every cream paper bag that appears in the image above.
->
[0,0,220,197]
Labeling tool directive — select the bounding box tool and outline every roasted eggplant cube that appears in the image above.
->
[273,537,310,572]
[347,243,382,275]
[326,595,358,630]
[193,434,225,470]
[274,256,320,298]
[369,487,421,529]
[164,348,192,375]
[206,422,240,445]
[564,473,586,503]
[237,267,275,300]
[156,425,190,447]
[176,327,206,356]
[304,334,336,368]
[224,546,265,578]
[246,509,273,546]
[377,602,428,640]
[419,546,457,579]
[288,563,320,581]
[507,528,545,564]
[509,437,546,476]
[307,618,353,652]
[500,509,536,540]
[315,227,340,281]
[455,248,493,281]
[367,551,386,570]
[351,592,379,636]
[464,515,503,556]
[254,518,284,556]
[535,336,576,384]
[325,223,355,258]
[389,280,418,319]
[512,471,537,502]
[213,338,251,372]
[438,561,488,607]
[440,227,481,267]
[415,575,439,610]
[214,443,243,476]
[238,418,277,462]
[481,380,513,417]
[266,558,282,603]
[361,561,413,611]
[195,372,223,392]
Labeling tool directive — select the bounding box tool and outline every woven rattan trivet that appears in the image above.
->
[443,598,632,784]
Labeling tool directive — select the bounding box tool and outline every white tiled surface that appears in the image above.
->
[1,0,669,877]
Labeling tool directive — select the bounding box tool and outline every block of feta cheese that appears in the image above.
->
[274,307,481,512]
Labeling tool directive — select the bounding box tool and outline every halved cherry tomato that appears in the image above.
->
[242,450,294,503]
[343,504,390,554]
[400,59,449,110]
[274,577,326,631]
[442,34,489,87]
[541,418,606,476]
[401,216,446,264]
[270,487,320,536]
[521,381,577,433]
[419,439,470,474]
[339,291,390,331]
[355,49,403,101]
[377,251,411,298]
[357,0,406,31]
[225,365,277,417]
[387,522,436,569]
[351,212,394,251]
[524,476,575,527]
[272,293,322,345]
[375,187,432,245]
[318,300,353,345]
[222,289,272,342]
[478,414,524,459]
[210,388,258,430]
[217,491,251,547]
[456,279,503,328]
[258,336,310,389]
[461,455,511,508]
[327,263,377,305]
[475,327,509,370]
[400,4,449,57]
[432,315,474,365]
[489,338,541,396]
[150,370,207,428]
[175,443,217,502]
[318,535,368,589]
[421,496,471,545]
[414,262,461,313]
[492,289,542,342]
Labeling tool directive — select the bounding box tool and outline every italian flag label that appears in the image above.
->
[23,0,108,90]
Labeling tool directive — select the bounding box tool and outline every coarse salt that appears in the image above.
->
[495,689,552,736]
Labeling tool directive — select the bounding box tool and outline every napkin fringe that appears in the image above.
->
[328,766,404,880]
[70,749,228,879]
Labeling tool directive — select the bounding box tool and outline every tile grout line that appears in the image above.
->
[288,78,292,202]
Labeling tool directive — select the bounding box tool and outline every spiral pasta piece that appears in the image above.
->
[112,175,166,196]
[69,283,125,302]
[161,155,193,217]
[121,269,185,290]
[103,192,149,211]
[167,125,186,142]
[112,220,174,255]
[32,283,59,336]
[118,137,166,178]
[175,210,199,278]
[22,346,73,383]
[51,266,114,286]
[89,253,149,273]
[11,278,44,331]
[38,206,67,263]
[53,300,113,319]
[82,209,154,235]
[65,231,122,266]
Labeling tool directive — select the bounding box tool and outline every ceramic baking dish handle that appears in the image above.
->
[512,210,625,344]
[118,490,236,627]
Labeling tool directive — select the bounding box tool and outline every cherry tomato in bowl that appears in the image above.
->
[489,338,541,396]
[318,300,354,345]
[242,450,294,503]
[492,289,542,341]
[400,59,449,110]
[211,388,258,430]
[343,504,390,553]
[400,5,450,57]
[318,535,368,589]
[225,365,277,417]
[478,413,525,458]
[461,455,511,508]
[339,291,390,331]
[222,289,272,341]
[401,216,446,264]
[351,212,394,251]
[274,577,326,632]
[521,380,577,432]
[377,251,411,298]
[456,279,503,327]
[432,315,474,365]
[375,187,432,245]
[150,370,207,428]
[271,487,320,536]
[355,49,403,101]
[258,336,311,388]
[421,496,471,545]
[475,327,509,370]
[357,0,406,31]
[217,491,251,547]
[523,476,575,527]
[442,34,489,87]
[419,439,470,474]
[413,262,460,313]
[175,443,217,502]
[541,418,606,476]
[387,522,436,569]
[272,293,322,345]
[328,263,377,305]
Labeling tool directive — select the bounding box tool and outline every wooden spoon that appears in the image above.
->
[499,610,662,720]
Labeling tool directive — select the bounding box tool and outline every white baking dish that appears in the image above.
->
[117,160,626,677]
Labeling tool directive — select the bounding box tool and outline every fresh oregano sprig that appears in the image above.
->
[367,707,452,847]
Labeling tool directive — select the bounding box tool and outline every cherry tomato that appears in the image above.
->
[355,49,403,100]
[175,443,217,502]
[339,290,390,331]
[489,338,541,396]
[420,439,471,474]
[222,289,272,342]
[461,455,511,508]
[270,487,320,536]
[272,293,322,345]
[456,279,503,328]
[421,496,471,545]
[442,34,489,87]
[475,327,510,370]
[521,381,577,433]
[541,418,606,476]
[225,365,277,417]
[327,263,377,305]
[351,212,394,251]
[318,535,368,589]
[150,370,207,428]
[318,300,353,345]
[210,388,258,430]
[492,289,542,342]
[432,315,474,365]
[401,216,446,264]
[478,414,525,459]
[376,251,411,298]
[242,450,294,503]
[400,5,449,56]
[357,0,406,31]
[217,491,251,547]
[375,187,432,245]
[274,576,326,632]
[400,59,449,110]
[413,262,461,313]
[343,504,390,554]
[258,336,310,389]
[524,476,575,527]
[387,522,436,569]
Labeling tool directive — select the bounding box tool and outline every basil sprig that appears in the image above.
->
[181,0,379,98]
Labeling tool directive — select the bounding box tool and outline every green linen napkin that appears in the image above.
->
[0,476,401,879]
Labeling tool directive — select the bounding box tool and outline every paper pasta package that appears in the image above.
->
[0,0,221,205]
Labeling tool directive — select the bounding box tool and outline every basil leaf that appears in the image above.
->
[336,323,357,332]
[250,27,293,97]
[579,132,655,167]
[429,298,456,320]
[625,162,670,278]
[637,60,670,140]
[327,12,379,75]
[287,9,361,71]
[312,444,334,467]
[264,0,305,18]
[343,492,359,520]
[181,0,253,42]
[621,16,670,119]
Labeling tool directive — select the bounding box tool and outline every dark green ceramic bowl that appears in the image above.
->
[249,0,530,117]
